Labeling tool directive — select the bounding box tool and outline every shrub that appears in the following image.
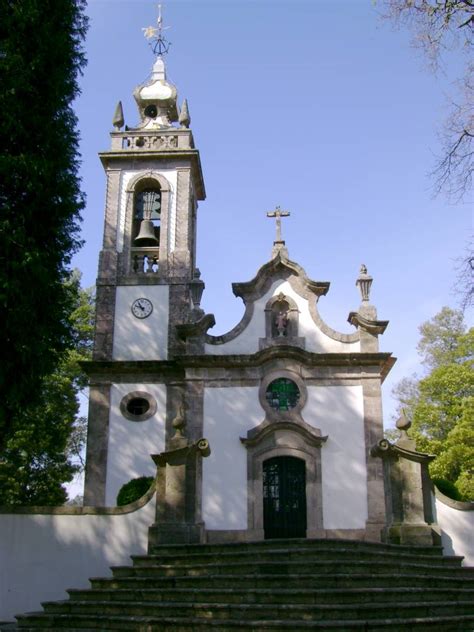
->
[116,476,154,506]
[432,477,465,501]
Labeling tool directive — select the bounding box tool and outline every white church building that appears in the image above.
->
[82,40,398,545]
[0,21,472,624]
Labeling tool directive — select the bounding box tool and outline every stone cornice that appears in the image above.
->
[79,360,184,381]
[99,149,205,200]
[232,253,330,303]
[81,349,395,381]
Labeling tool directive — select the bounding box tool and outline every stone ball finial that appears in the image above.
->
[356,263,373,302]
[396,409,411,432]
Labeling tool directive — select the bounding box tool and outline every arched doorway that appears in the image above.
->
[263,456,307,539]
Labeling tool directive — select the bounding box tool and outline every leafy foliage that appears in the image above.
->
[0,272,95,505]
[0,1,88,455]
[393,307,474,500]
[379,1,473,201]
[116,477,155,507]
[432,477,465,502]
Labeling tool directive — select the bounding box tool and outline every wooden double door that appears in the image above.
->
[263,456,307,539]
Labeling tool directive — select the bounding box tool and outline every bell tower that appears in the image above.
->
[84,12,206,504]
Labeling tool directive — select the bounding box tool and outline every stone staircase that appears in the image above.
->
[15,538,474,631]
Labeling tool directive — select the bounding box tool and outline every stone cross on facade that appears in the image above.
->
[267,206,290,244]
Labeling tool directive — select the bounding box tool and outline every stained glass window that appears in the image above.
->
[265,378,300,411]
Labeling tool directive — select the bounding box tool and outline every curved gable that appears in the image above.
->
[205,253,360,355]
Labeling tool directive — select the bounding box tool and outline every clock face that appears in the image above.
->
[131,298,153,319]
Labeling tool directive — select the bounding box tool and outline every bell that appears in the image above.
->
[134,220,159,247]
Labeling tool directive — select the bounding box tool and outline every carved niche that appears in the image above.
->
[260,292,305,350]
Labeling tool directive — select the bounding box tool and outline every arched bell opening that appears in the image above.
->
[133,186,161,247]
[263,455,307,539]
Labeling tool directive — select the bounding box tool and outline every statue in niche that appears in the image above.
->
[275,310,288,337]
[272,297,290,338]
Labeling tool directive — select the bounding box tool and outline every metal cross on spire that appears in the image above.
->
[267,205,290,244]
[143,4,171,57]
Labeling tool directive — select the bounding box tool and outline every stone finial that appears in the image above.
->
[179,99,191,129]
[396,409,411,433]
[396,409,415,449]
[172,403,186,439]
[112,101,124,130]
[356,264,373,302]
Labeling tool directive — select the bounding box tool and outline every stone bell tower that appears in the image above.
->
[84,15,206,505]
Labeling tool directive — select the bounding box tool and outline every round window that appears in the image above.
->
[126,397,150,416]
[265,378,300,411]
[120,391,157,422]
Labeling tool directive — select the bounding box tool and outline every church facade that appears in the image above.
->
[83,47,397,545]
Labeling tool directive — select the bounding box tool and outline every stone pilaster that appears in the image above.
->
[83,383,111,506]
[169,169,193,276]
[362,376,387,541]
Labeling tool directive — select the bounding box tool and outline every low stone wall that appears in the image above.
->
[434,489,474,566]
[0,490,155,623]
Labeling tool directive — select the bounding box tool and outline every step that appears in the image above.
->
[110,558,473,580]
[40,600,474,621]
[132,547,462,568]
[67,585,474,606]
[16,612,474,631]
[89,571,474,591]
[148,538,445,559]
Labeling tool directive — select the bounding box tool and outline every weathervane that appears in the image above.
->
[267,205,290,243]
[142,4,171,57]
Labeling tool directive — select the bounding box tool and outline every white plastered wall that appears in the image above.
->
[105,383,166,506]
[112,285,169,361]
[434,497,474,566]
[306,385,368,529]
[204,280,360,355]
[202,384,367,531]
[116,169,177,254]
[0,497,154,622]
[203,387,261,530]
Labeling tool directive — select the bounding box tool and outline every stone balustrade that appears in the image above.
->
[109,130,194,152]
[131,247,160,274]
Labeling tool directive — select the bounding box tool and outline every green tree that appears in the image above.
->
[379,1,473,201]
[393,307,474,500]
[0,272,95,505]
[0,1,88,455]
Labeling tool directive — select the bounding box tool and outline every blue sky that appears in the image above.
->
[73,0,472,427]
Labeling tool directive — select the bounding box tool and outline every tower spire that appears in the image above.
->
[133,4,178,130]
